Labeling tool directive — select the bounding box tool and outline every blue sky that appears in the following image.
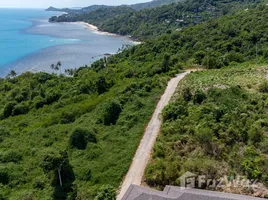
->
[0,0,148,8]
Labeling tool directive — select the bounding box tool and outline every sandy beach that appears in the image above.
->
[75,21,142,44]
[75,21,118,36]
[0,13,136,77]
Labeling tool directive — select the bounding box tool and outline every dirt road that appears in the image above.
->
[117,71,191,200]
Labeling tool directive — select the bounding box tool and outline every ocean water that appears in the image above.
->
[0,9,134,76]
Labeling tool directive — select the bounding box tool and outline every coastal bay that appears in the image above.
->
[0,9,135,76]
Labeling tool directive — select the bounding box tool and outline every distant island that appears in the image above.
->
[45,6,60,11]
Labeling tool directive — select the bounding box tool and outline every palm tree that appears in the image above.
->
[50,64,55,73]
[7,70,17,78]
[54,65,59,72]
[56,61,62,73]
[65,69,69,76]
[65,69,75,76]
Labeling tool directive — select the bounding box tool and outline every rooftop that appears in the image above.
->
[122,185,262,200]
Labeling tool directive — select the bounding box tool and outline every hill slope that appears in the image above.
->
[0,44,177,199]
[46,5,112,13]
[46,0,183,13]
[128,0,183,10]
[145,64,268,197]
[49,0,261,40]
[2,2,268,200]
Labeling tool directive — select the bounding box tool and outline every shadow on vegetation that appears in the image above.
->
[51,151,76,200]
[40,150,77,200]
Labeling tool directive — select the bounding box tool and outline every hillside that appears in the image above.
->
[49,0,262,40]
[0,42,179,199]
[139,2,268,197]
[49,6,136,25]
[128,0,183,10]
[96,0,261,40]
[46,5,112,14]
[46,0,182,14]
[2,1,268,200]
[145,64,268,197]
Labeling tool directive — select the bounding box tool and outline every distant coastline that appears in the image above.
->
[75,21,142,44]
[46,8,142,43]
[73,22,117,36]
[0,9,136,77]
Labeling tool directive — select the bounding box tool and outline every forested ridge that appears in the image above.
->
[49,0,263,40]
[1,0,268,199]
[46,0,182,13]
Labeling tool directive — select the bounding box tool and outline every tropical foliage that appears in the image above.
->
[0,44,175,199]
[2,0,268,199]
[145,64,268,197]
[50,0,262,40]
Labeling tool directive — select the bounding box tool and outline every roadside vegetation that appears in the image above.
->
[1,1,268,199]
[145,64,268,197]
[0,45,177,199]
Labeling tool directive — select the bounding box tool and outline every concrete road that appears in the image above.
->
[117,71,191,200]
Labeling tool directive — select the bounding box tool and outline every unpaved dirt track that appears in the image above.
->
[117,71,191,200]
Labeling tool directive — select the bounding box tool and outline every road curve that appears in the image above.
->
[117,71,191,200]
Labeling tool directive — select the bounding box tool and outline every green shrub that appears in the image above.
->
[182,87,192,101]
[46,92,61,105]
[3,102,16,118]
[0,193,6,200]
[145,160,166,187]
[102,101,122,125]
[193,89,206,104]
[12,103,29,116]
[86,148,101,160]
[248,124,263,143]
[40,151,64,172]
[259,81,268,93]
[0,151,22,163]
[194,51,206,65]
[35,72,53,83]
[80,168,92,181]
[34,96,46,109]
[162,101,188,121]
[242,147,262,179]
[96,76,109,94]
[22,193,35,200]
[0,169,9,185]
[15,94,25,103]
[40,151,76,198]
[195,126,214,144]
[69,127,97,150]
[0,128,10,143]
[60,111,77,124]
[70,129,87,150]
[33,178,45,190]
[85,129,97,143]
[94,185,116,200]
[259,138,268,154]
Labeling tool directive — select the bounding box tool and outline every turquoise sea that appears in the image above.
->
[0,8,134,76]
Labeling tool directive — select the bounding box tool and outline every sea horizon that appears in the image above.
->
[0,8,135,77]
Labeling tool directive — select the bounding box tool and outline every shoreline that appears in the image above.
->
[0,11,142,77]
[1,17,137,77]
[74,21,142,44]
[74,21,118,36]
